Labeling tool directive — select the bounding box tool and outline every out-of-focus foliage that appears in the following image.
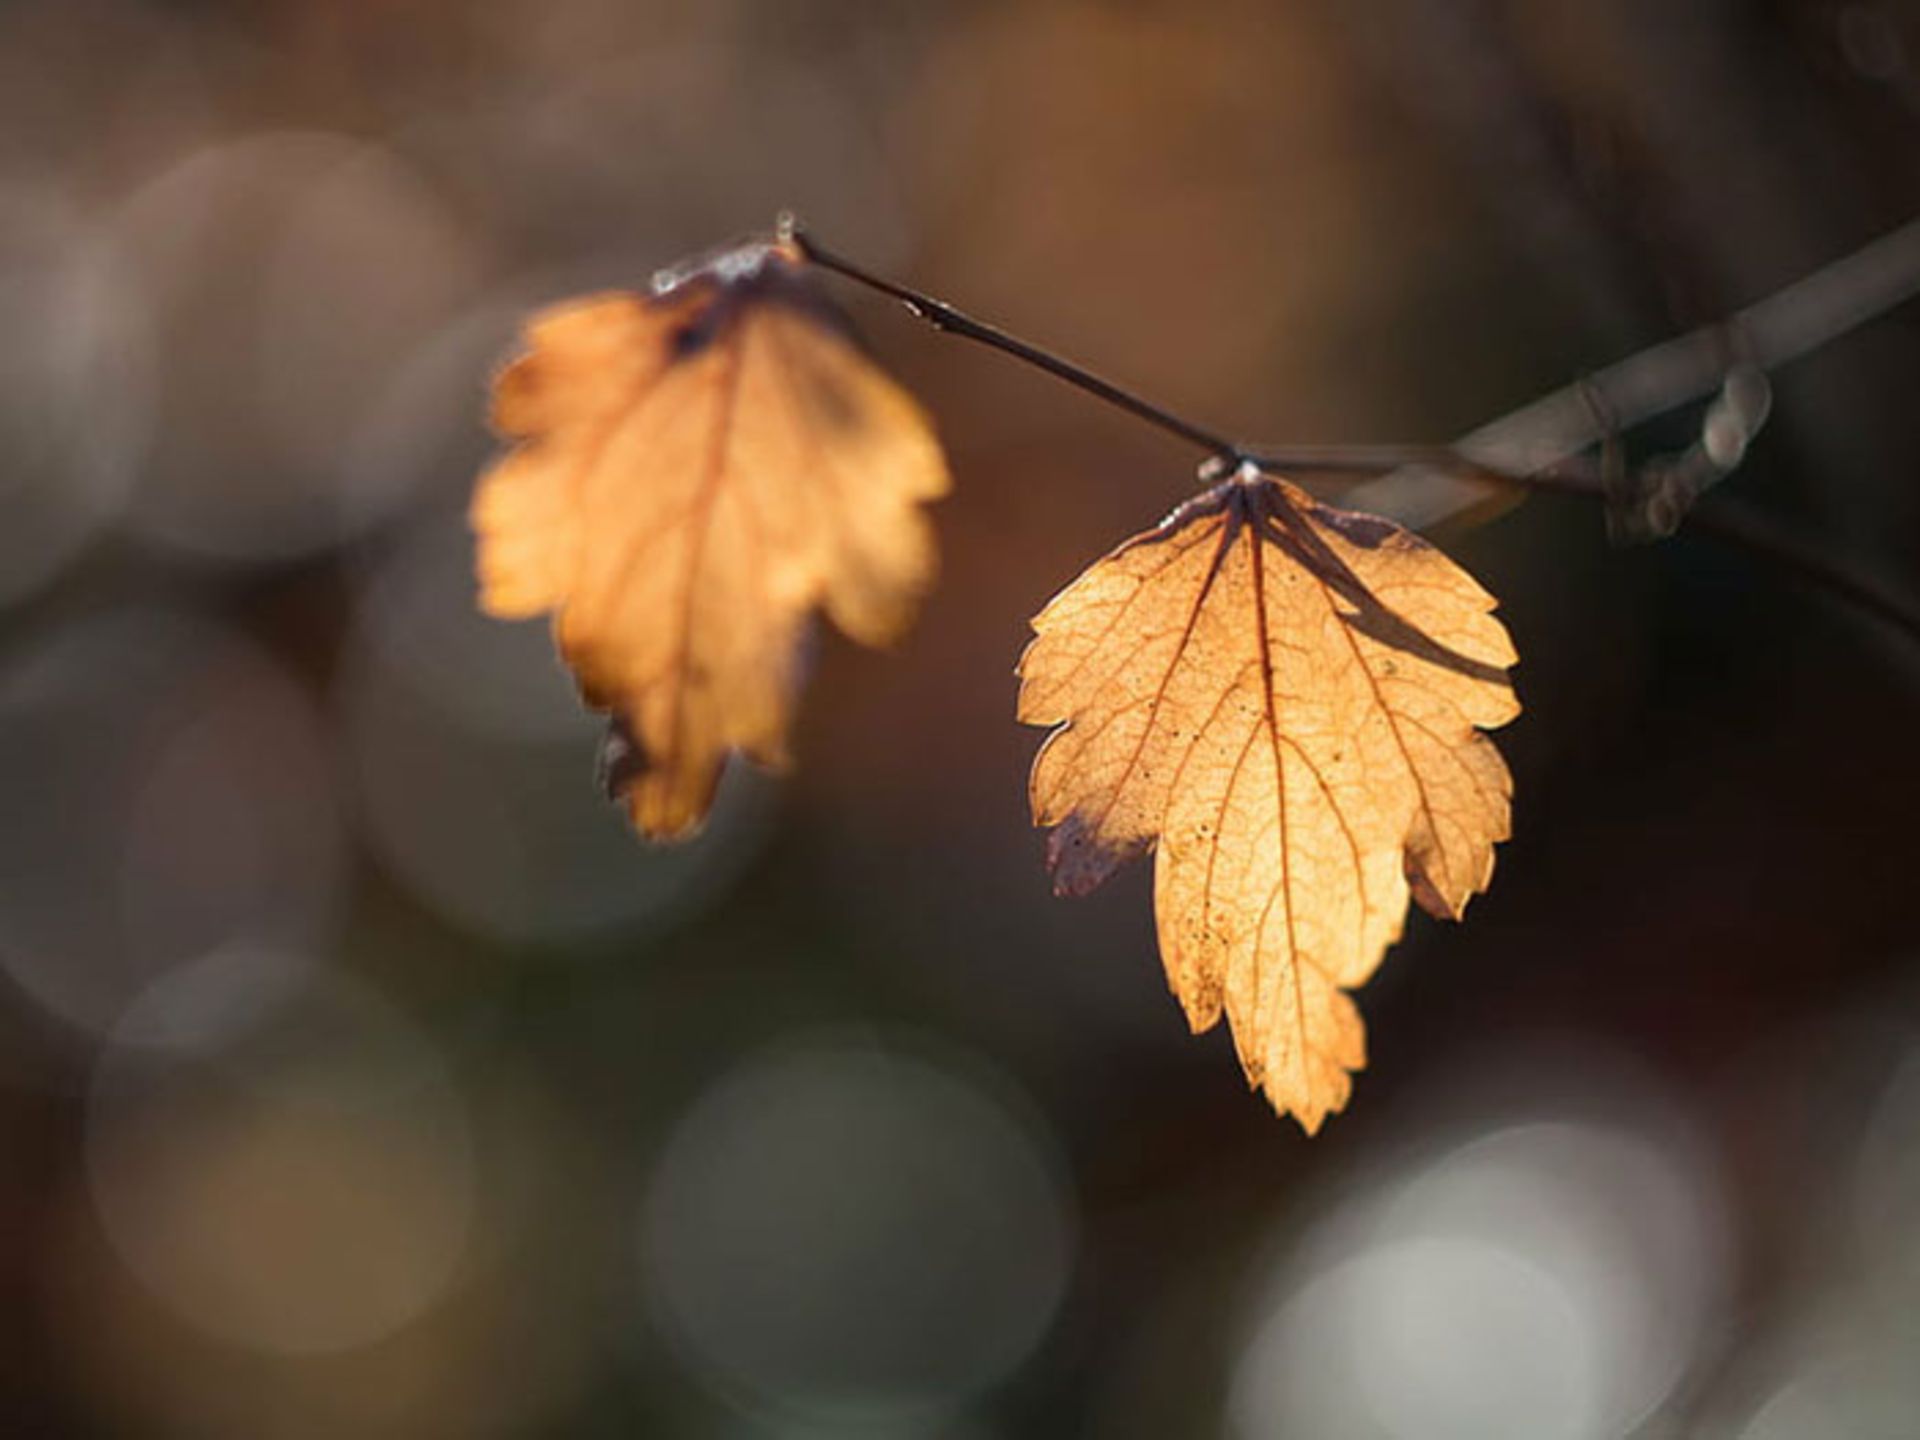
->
[474,242,948,840]
[1,1,1919,1436]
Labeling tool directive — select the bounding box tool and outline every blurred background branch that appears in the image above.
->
[1349,212,1920,526]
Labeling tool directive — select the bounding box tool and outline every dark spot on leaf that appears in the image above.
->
[669,309,725,360]
[797,363,867,435]
[1046,814,1138,897]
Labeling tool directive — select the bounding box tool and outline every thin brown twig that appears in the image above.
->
[787,215,1920,648]
[792,226,1240,458]
[793,222,1594,496]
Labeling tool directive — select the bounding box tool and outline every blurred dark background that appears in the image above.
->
[3,1,1920,1435]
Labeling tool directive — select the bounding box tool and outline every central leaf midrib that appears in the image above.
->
[660,317,748,798]
[1245,498,1309,1101]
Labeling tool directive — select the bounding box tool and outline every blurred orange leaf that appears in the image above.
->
[471,238,950,838]
[1018,469,1520,1131]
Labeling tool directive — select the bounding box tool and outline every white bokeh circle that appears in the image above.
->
[640,1031,1076,1425]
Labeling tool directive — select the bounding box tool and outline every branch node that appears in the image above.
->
[1198,450,1254,484]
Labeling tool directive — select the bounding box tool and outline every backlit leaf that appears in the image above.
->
[1018,467,1520,1131]
[471,237,950,838]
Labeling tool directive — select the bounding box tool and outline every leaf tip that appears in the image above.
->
[1291,1107,1330,1138]
[596,715,718,843]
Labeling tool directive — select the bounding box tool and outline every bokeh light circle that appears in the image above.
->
[1230,1098,1728,1440]
[341,515,770,945]
[87,956,475,1356]
[640,1030,1077,1424]
[1239,1234,1598,1440]
[107,130,485,562]
[0,184,150,604]
[0,604,344,1046]
[1851,1038,1920,1278]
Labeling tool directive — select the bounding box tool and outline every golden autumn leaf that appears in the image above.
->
[1017,467,1520,1132]
[471,236,950,838]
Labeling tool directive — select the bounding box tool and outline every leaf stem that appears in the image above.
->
[788,215,1920,648]
[792,226,1244,460]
